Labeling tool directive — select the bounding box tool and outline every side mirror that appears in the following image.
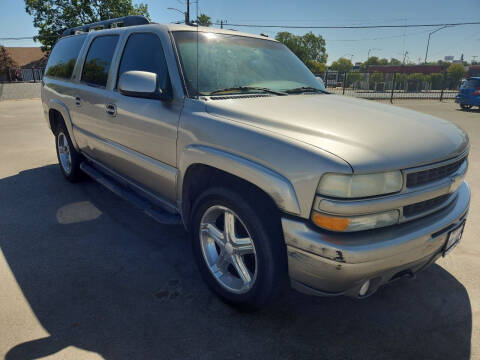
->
[118,70,168,99]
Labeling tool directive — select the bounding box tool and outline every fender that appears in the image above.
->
[178,145,301,215]
[48,98,80,151]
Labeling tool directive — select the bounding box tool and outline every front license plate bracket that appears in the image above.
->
[443,220,465,256]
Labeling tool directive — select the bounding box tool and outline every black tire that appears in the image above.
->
[460,104,472,110]
[54,121,83,182]
[191,186,287,310]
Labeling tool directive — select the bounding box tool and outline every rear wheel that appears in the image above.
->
[460,104,472,110]
[191,187,286,309]
[54,122,83,182]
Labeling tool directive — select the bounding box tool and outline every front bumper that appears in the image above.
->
[283,181,470,298]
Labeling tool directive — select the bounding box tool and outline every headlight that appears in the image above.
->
[311,210,399,232]
[317,171,403,198]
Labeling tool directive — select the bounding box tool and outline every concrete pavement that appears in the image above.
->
[0,99,479,359]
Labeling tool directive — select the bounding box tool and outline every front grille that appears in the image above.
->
[403,194,450,217]
[406,158,465,188]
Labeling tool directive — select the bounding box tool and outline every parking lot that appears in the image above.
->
[0,99,479,360]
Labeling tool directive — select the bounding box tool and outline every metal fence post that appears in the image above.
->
[342,72,346,95]
[31,68,35,82]
[390,72,396,104]
[440,70,446,102]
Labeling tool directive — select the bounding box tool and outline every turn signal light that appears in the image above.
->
[311,213,350,231]
[311,209,399,232]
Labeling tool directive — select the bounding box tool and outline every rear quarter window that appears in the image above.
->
[45,34,87,79]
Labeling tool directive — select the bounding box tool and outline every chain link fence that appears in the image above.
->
[318,70,461,102]
[1,67,463,102]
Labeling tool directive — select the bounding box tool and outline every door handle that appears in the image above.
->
[105,103,117,117]
[75,97,81,106]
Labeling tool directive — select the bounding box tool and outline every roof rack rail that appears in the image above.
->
[61,15,149,37]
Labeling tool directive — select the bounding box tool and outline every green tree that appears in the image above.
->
[197,14,212,27]
[330,57,353,73]
[360,56,379,71]
[306,60,326,75]
[345,72,362,87]
[370,71,384,84]
[25,0,150,51]
[447,63,467,86]
[275,31,327,72]
[0,46,17,72]
[407,73,425,82]
[428,73,443,90]
[407,73,426,91]
[394,73,408,90]
[360,57,398,70]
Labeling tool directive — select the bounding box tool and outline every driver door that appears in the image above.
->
[103,32,181,207]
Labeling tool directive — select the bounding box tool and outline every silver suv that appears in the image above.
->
[42,16,470,309]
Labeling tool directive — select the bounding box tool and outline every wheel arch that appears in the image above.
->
[47,99,79,151]
[178,145,301,230]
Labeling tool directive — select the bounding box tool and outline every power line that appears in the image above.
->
[219,21,480,29]
[2,21,479,42]
[326,29,433,42]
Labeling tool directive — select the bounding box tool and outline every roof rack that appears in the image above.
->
[61,15,149,37]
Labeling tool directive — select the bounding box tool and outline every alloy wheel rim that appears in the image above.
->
[57,132,72,174]
[199,205,257,294]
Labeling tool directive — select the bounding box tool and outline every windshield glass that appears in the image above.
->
[172,31,326,96]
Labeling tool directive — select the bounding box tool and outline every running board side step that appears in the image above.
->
[80,162,181,225]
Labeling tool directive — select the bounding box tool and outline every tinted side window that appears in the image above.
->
[82,35,119,87]
[118,33,170,91]
[467,79,480,88]
[45,34,86,79]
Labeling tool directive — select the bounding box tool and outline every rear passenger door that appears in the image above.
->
[106,32,182,205]
[72,34,119,162]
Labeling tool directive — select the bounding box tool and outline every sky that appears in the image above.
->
[0,0,479,65]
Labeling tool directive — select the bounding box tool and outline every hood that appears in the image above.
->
[205,94,468,172]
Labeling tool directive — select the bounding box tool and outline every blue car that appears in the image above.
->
[456,77,480,110]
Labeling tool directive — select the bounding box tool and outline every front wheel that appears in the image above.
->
[191,187,286,309]
[460,104,472,110]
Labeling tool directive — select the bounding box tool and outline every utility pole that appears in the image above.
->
[167,0,191,25]
[402,50,409,64]
[424,25,448,63]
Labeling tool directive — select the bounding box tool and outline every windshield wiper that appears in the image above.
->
[208,86,287,96]
[285,86,329,94]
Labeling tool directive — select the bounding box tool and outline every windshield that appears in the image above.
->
[172,31,326,96]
